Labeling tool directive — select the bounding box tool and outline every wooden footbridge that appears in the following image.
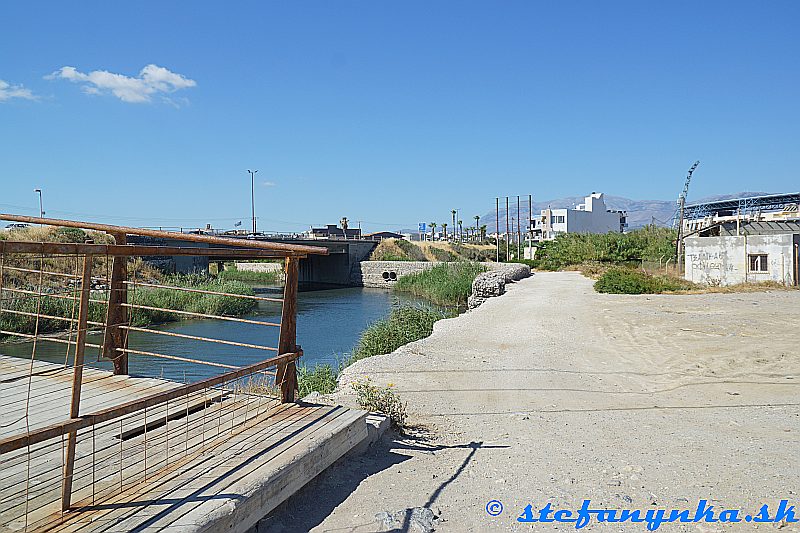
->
[0,215,371,533]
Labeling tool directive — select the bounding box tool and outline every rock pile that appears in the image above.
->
[468,263,531,309]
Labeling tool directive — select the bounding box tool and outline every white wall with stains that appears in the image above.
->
[684,234,798,286]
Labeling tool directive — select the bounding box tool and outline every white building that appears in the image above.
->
[533,192,627,241]
[684,221,800,286]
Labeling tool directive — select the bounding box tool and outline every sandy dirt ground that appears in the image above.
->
[264,272,800,532]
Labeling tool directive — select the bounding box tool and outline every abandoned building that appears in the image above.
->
[684,220,800,286]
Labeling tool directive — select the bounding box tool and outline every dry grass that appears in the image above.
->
[370,239,496,262]
[564,261,610,279]
[370,240,418,261]
[679,280,799,294]
[417,241,493,261]
[0,226,123,288]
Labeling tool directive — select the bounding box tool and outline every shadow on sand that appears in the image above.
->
[258,429,508,533]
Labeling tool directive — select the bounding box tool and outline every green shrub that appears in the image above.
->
[352,379,407,427]
[594,267,694,294]
[297,364,338,396]
[393,262,485,307]
[54,227,88,243]
[217,267,281,283]
[511,258,537,269]
[533,227,677,270]
[350,306,447,364]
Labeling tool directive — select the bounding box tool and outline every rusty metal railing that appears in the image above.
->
[0,214,327,531]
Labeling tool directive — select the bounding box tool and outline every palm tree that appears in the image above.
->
[480,224,487,242]
[429,222,437,241]
[474,215,480,241]
[451,210,456,237]
[441,222,448,241]
[457,220,463,242]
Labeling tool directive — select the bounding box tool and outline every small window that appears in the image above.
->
[748,254,768,272]
[551,215,565,224]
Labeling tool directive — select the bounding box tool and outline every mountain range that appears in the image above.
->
[474,191,775,231]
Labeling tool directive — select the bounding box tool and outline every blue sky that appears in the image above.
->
[1,1,798,232]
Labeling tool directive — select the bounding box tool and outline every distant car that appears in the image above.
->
[4,223,30,230]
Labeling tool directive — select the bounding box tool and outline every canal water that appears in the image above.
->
[1,286,421,382]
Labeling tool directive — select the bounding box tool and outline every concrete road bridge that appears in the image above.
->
[128,235,378,287]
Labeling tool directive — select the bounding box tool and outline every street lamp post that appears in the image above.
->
[34,188,44,220]
[247,170,258,235]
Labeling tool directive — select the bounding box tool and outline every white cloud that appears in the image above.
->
[0,80,37,102]
[263,181,277,187]
[46,64,196,103]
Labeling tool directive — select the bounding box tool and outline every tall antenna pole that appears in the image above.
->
[675,161,700,273]
[495,197,500,262]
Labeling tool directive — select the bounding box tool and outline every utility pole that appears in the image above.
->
[495,198,500,262]
[516,195,522,260]
[505,196,510,261]
[675,161,700,273]
[528,194,533,259]
[34,188,44,222]
[247,169,258,235]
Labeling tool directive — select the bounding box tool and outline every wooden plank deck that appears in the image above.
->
[0,355,181,439]
[0,355,370,533]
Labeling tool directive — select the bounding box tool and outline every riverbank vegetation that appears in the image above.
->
[393,262,486,307]
[296,305,446,426]
[349,306,449,365]
[531,227,676,270]
[0,275,257,340]
[0,227,267,339]
[216,263,282,283]
[298,261,488,418]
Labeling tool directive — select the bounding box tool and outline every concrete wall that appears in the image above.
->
[565,208,623,234]
[299,240,376,287]
[128,236,209,274]
[684,234,798,286]
[352,261,436,287]
[352,261,532,288]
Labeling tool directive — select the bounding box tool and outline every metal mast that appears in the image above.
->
[675,160,700,272]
